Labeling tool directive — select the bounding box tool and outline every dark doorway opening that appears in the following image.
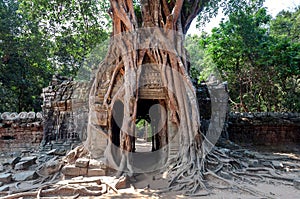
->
[135,99,167,152]
[111,100,124,148]
[110,99,168,153]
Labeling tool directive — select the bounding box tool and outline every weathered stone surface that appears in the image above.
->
[87,169,106,177]
[219,171,232,180]
[14,161,31,170]
[244,150,257,158]
[228,112,300,146]
[0,173,12,183]
[14,156,37,170]
[62,165,87,176]
[294,179,300,190]
[7,157,21,166]
[0,113,43,153]
[89,159,107,169]
[115,176,128,189]
[12,171,38,181]
[248,159,259,167]
[0,164,3,172]
[38,157,62,176]
[46,149,57,155]
[75,158,90,168]
[0,185,9,191]
[0,182,3,187]
[41,75,89,148]
[271,161,283,169]
[20,156,37,163]
[46,148,66,156]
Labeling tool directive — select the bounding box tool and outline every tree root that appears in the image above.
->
[0,176,122,199]
[165,146,299,198]
[2,184,104,199]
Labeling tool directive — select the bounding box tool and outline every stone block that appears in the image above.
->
[12,171,38,181]
[87,169,106,177]
[219,171,232,180]
[0,185,9,191]
[248,159,259,167]
[7,157,21,166]
[271,161,283,169]
[293,179,300,190]
[38,158,62,176]
[115,176,128,189]
[75,158,90,168]
[89,159,107,169]
[15,156,37,170]
[62,165,87,176]
[0,173,12,183]
[46,148,66,156]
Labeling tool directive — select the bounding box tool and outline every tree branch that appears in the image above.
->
[110,0,134,31]
[162,0,171,18]
[172,0,184,23]
[182,0,210,33]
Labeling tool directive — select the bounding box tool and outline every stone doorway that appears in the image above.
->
[131,98,169,172]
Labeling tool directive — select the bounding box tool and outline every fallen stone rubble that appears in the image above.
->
[0,145,129,198]
[0,141,299,198]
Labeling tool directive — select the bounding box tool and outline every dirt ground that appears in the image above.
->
[76,148,300,199]
[1,142,299,199]
[101,143,300,199]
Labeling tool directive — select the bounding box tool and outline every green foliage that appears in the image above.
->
[185,35,218,82]
[0,0,54,112]
[197,0,265,29]
[270,6,300,42]
[19,0,109,77]
[202,2,300,112]
[0,0,109,112]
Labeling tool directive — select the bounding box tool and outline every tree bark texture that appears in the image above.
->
[86,0,210,188]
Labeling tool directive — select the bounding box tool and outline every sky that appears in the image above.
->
[187,0,300,35]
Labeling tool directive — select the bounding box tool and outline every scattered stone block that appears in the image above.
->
[271,161,283,169]
[20,156,37,163]
[62,165,87,176]
[0,182,3,187]
[115,176,128,189]
[0,173,12,183]
[244,150,256,158]
[12,171,38,181]
[7,157,21,166]
[38,157,62,176]
[46,149,57,155]
[15,156,37,170]
[87,169,106,177]
[89,159,107,169]
[75,158,90,168]
[293,179,300,190]
[0,185,9,191]
[219,171,232,180]
[88,159,101,169]
[46,148,66,156]
[248,159,259,167]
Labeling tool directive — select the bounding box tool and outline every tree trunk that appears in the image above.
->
[86,0,209,191]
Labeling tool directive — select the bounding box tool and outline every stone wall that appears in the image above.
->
[0,112,43,153]
[41,75,90,147]
[40,76,300,149]
[228,112,300,146]
[2,75,298,154]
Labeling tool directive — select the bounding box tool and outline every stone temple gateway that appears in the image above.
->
[85,63,181,173]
